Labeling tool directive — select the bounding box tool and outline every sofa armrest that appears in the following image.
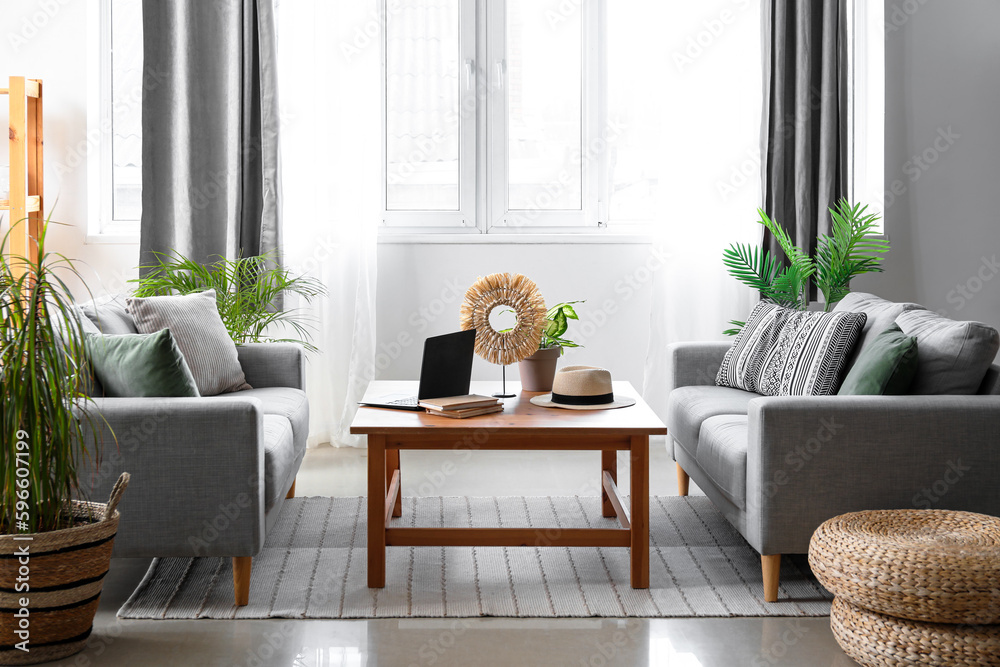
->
[666,341,731,392]
[746,395,1000,554]
[75,396,266,558]
[238,342,305,390]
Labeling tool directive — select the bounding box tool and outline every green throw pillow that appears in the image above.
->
[838,323,919,395]
[86,329,200,398]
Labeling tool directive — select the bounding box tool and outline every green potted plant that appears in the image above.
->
[519,301,584,392]
[131,251,327,350]
[722,199,890,335]
[1,221,129,666]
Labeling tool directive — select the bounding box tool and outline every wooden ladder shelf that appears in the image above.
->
[2,76,44,277]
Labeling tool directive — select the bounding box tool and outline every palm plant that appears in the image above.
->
[722,200,889,335]
[1,220,101,534]
[131,251,328,352]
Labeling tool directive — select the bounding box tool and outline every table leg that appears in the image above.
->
[630,435,649,589]
[368,434,386,587]
[601,449,617,517]
[386,448,402,517]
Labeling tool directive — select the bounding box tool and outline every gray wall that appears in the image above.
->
[857,0,1000,330]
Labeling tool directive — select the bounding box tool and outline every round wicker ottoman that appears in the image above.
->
[831,597,1000,667]
[809,510,1000,625]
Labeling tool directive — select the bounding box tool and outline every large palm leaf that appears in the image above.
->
[757,209,816,283]
[722,243,780,295]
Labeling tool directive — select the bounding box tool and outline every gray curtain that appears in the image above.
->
[140,0,281,270]
[760,0,848,276]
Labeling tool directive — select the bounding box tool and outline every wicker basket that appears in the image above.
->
[831,597,1000,667]
[809,510,1000,625]
[0,474,129,666]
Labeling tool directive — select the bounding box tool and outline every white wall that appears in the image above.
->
[855,0,1000,332]
[3,0,140,297]
[375,241,657,388]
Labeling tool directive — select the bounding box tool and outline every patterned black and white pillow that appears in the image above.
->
[717,303,867,396]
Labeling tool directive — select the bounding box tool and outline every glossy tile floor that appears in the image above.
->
[38,443,859,666]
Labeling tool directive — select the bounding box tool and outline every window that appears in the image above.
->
[88,0,143,237]
[383,0,612,233]
[849,0,884,230]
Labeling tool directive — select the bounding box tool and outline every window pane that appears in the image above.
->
[854,0,884,230]
[606,2,665,223]
[111,0,143,221]
[506,0,582,211]
[385,0,461,211]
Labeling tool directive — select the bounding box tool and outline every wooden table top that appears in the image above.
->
[350,380,667,436]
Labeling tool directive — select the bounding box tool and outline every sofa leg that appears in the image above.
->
[233,556,252,606]
[761,554,781,602]
[286,479,296,499]
[676,463,690,497]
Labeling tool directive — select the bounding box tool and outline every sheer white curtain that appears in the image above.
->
[641,0,763,418]
[277,0,380,447]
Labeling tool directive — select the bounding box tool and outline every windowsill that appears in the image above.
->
[85,233,140,245]
[377,230,654,245]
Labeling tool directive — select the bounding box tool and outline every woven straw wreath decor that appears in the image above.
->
[460,272,547,366]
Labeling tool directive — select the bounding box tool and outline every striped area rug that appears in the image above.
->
[118,496,832,619]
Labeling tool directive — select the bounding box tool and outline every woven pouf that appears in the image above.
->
[809,510,1000,625]
[831,597,1000,667]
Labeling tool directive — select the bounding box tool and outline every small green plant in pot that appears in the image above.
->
[519,301,585,392]
[1,220,129,666]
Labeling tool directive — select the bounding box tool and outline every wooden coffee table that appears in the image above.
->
[350,380,667,589]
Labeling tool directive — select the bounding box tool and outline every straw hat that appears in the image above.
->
[529,366,636,410]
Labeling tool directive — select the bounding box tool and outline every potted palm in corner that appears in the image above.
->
[519,301,584,392]
[722,200,890,335]
[1,222,128,666]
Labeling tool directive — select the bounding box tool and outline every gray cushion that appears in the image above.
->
[833,292,925,372]
[79,294,139,335]
[85,330,200,398]
[73,307,105,396]
[127,290,251,396]
[666,385,758,456]
[221,387,309,449]
[896,310,1000,395]
[262,415,295,512]
[697,415,748,510]
[978,365,1000,396]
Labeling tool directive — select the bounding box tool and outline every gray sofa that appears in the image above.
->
[75,296,309,606]
[665,293,1000,602]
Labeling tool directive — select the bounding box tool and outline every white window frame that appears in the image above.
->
[86,0,141,242]
[380,0,477,232]
[380,0,603,235]
[486,0,600,232]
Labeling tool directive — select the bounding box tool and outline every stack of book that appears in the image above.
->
[420,395,504,419]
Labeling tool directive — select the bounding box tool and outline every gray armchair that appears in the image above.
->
[665,301,1000,602]
[75,296,309,606]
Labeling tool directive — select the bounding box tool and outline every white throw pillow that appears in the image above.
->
[717,303,867,396]
[127,289,251,396]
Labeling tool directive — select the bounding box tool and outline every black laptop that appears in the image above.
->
[359,330,476,410]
